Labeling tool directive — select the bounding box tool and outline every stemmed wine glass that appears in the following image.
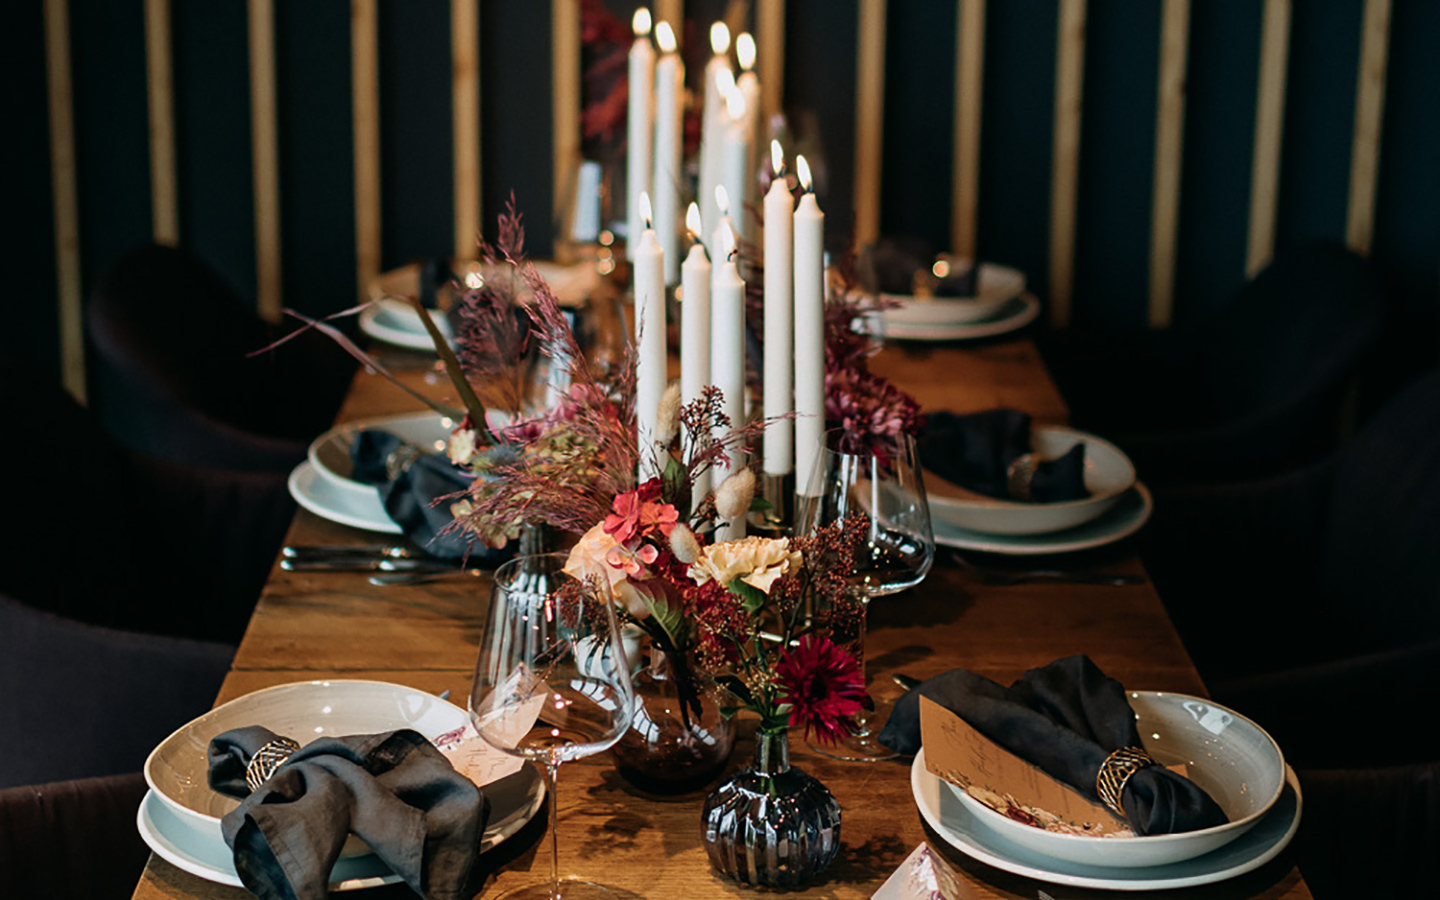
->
[468,552,636,900]
[795,428,935,761]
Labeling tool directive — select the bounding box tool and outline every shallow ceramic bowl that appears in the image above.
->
[145,680,476,859]
[368,258,597,309]
[878,262,1026,327]
[950,692,1286,868]
[927,426,1136,536]
[307,411,460,504]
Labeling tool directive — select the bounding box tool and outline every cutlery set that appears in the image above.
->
[280,545,481,585]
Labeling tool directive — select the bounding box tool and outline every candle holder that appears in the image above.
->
[750,471,795,536]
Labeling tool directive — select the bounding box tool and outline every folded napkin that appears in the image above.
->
[351,430,512,562]
[860,236,978,297]
[877,655,1228,836]
[919,409,1088,503]
[209,726,487,900]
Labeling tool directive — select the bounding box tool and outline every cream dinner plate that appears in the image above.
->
[871,293,1041,342]
[931,482,1152,555]
[358,299,454,351]
[910,748,1302,891]
[288,460,402,534]
[308,411,459,504]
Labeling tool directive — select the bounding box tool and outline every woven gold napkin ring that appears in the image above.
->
[1005,454,1039,501]
[245,737,301,793]
[1095,745,1158,819]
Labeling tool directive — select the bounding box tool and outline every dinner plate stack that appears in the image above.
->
[138,680,545,890]
[926,427,1153,555]
[910,693,1301,891]
[862,262,1040,342]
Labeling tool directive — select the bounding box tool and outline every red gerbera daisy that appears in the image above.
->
[776,635,866,744]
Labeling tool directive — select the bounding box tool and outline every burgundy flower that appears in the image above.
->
[776,635,866,744]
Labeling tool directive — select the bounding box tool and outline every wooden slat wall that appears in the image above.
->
[1147,0,1189,328]
[453,0,481,261]
[43,0,84,401]
[1346,0,1392,256]
[1048,0,1086,328]
[144,0,177,246]
[247,0,281,322]
[35,0,1423,381]
[1246,0,1291,277]
[951,0,984,261]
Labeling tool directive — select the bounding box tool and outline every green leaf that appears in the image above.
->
[662,454,687,505]
[729,579,768,614]
[715,675,754,708]
[718,705,745,720]
[749,496,774,512]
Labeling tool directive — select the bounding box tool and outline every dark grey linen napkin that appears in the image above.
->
[208,726,488,900]
[920,409,1088,503]
[350,430,513,563]
[877,655,1228,836]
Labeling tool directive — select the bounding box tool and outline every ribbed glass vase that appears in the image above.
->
[700,728,842,888]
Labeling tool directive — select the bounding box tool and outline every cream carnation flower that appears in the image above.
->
[688,536,802,594]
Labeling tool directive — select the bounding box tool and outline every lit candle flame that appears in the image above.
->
[719,220,736,260]
[770,140,784,177]
[632,8,651,37]
[640,191,653,230]
[464,271,484,290]
[710,21,730,55]
[736,33,756,71]
[797,154,813,192]
[655,21,676,53]
[686,202,702,239]
[715,184,730,216]
[724,83,745,119]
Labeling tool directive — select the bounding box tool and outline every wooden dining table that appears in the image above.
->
[130,330,1314,900]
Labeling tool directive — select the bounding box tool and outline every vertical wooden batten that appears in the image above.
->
[248,0,282,321]
[1148,0,1189,328]
[853,0,888,250]
[44,0,84,401]
[1346,0,1391,256]
[654,1,683,37]
[1048,0,1086,328]
[351,0,380,301]
[452,0,480,259]
[551,0,580,234]
[951,0,985,260]
[145,0,179,245]
[757,0,785,126]
[1246,0,1290,277]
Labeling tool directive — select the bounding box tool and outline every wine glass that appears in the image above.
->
[795,429,935,761]
[468,552,636,900]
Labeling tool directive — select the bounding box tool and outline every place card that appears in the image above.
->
[919,695,1130,836]
[433,722,527,787]
[871,843,971,900]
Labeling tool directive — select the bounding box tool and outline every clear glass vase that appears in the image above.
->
[700,728,842,888]
[610,643,735,793]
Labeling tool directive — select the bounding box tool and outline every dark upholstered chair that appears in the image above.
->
[86,243,355,472]
[1,359,294,643]
[0,595,231,900]
[0,593,233,789]
[0,773,150,900]
[1039,240,1388,488]
[1138,368,1440,898]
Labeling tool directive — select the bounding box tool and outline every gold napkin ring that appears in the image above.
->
[1095,745,1158,818]
[245,737,301,793]
[1005,454,1039,501]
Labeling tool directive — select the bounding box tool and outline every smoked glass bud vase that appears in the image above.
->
[609,644,735,793]
[700,728,842,888]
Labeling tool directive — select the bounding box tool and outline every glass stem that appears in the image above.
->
[544,760,561,899]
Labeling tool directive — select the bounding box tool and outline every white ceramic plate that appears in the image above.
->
[926,427,1136,536]
[140,680,546,889]
[870,294,1041,342]
[288,460,401,534]
[911,749,1302,891]
[368,259,597,309]
[308,411,460,504]
[931,483,1152,555]
[877,262,1027,327]
[358,299,455,351]
[949,693,1285,868]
